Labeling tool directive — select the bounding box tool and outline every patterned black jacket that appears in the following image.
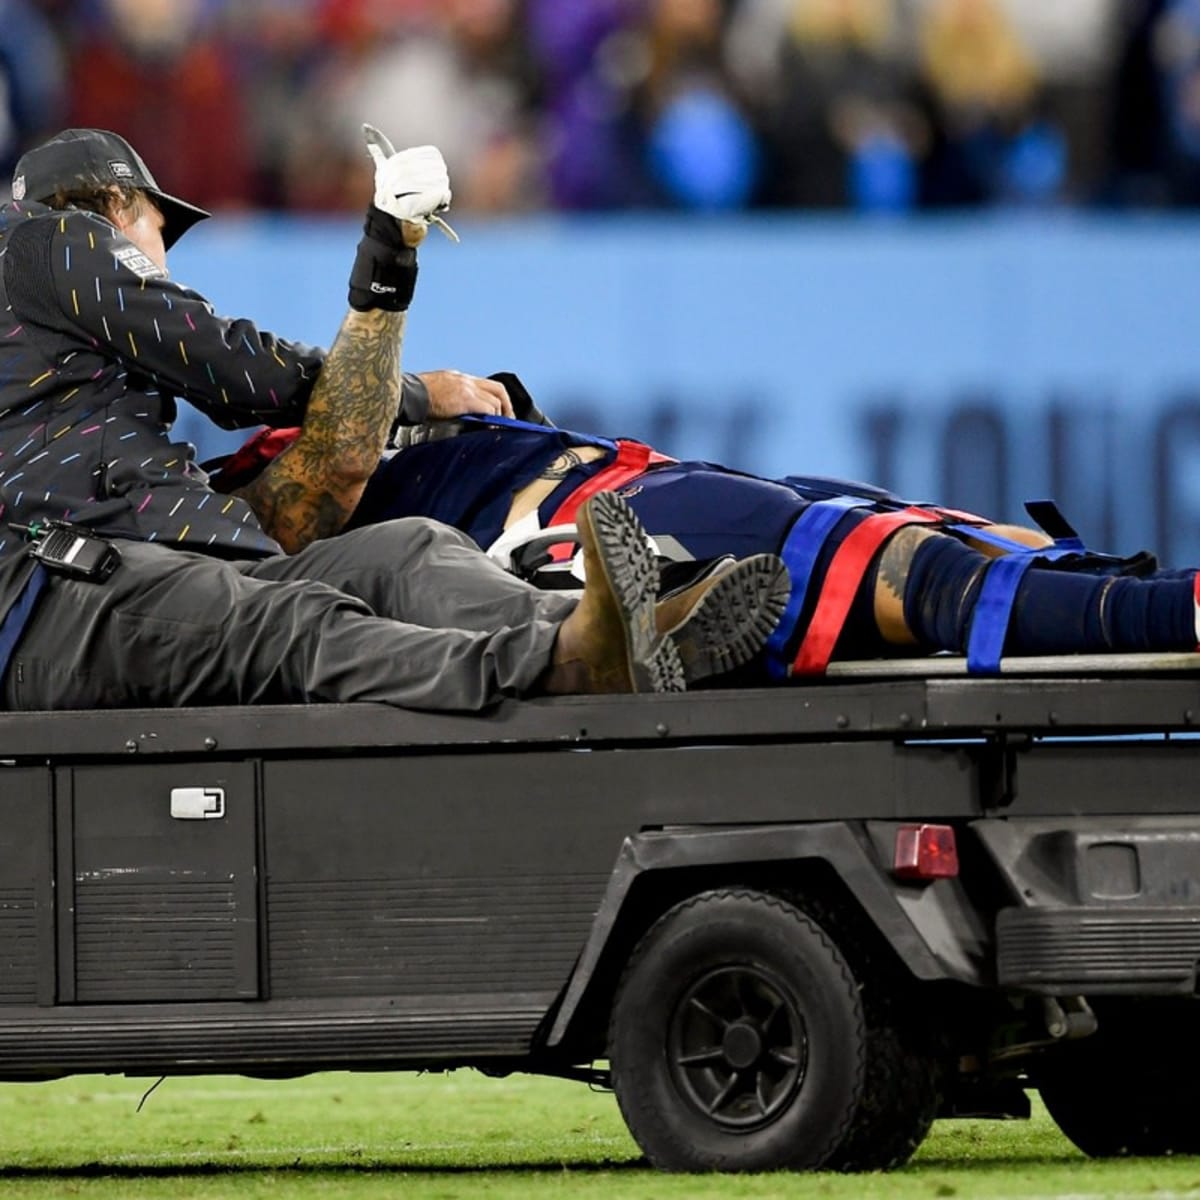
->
[0,201,423,560]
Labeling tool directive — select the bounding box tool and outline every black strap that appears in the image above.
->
[1024,499,1081,541]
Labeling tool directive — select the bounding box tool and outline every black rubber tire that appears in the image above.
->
[808,891,943,1172]
[823,988,942,1171]
[608,889,865,1172]
[1039,1040,1200,1158]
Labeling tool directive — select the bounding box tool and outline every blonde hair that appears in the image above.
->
[46,179,151,222]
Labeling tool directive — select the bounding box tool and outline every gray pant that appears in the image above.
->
[3,519,576,711]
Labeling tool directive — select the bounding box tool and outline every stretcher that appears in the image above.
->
[2,654,1200,1172]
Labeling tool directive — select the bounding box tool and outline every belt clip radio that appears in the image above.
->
[22,520,121,581]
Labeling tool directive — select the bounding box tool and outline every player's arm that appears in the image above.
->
[234,132,451,552]
[233,306,405,550]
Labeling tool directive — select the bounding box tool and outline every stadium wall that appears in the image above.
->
[171,215,1200,566]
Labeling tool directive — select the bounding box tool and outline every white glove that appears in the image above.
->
[363,123,459,243]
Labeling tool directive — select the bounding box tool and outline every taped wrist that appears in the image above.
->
[348,206,418,312]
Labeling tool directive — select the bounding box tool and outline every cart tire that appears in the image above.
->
[1039,1048,1200,1158]
[779,890,943,1172]
[824,994,942,1171]
[608,889,865,1172]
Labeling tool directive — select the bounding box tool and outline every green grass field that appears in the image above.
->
[1,1070,1199,1199]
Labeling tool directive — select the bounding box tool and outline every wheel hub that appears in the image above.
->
[669,963,808,1130]
[722,1021,763,1070]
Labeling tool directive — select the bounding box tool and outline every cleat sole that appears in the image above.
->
[668,554,790,684]
[581,492,685,693]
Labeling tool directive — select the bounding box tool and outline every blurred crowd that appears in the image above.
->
[5,0,1200,217]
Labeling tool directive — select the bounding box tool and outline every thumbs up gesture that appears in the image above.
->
[363,123,459,243]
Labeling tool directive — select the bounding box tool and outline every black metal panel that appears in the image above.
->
[261,741,977,1001]
[0,674,1199,763]
[53,769,74,1004]
[263,750,628,1001]
[0,684,936,759]
[267,876,608,998]
[68,762,258,1002]
[887,744,986,819]
[996,907,1200,994]
[977,815,1200,993]
[0,769,52,1005]
[972,814,1200,906]
[0,998,545,1078]
[1009,743,1200,818]
[924,677,1200,733]
[264,741,973,864]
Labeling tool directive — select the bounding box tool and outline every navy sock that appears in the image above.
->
[1034,572,1194,653]
[903,535,1197,655]
[902,536,988,652]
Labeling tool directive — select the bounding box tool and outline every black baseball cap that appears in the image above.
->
[11,128,210,249]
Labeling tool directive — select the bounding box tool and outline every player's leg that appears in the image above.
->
[602,463,806,563]
[959,523,1054,556]
[869,530,1196,656]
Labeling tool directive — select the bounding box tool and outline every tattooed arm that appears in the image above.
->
[232,308,404,553]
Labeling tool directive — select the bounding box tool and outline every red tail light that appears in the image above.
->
[893,824,959,880]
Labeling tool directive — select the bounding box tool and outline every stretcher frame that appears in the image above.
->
[0,651,1195,759]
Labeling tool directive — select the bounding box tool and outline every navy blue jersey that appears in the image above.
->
[348,420,826,562]
[348,423,615,550]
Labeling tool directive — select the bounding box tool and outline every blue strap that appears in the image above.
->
[0,561,46,684]
[945,523,1041,555]
[957,498,1091,673]
[765,496,869,680]
[460,414,617,452]
[965,544,1081,674]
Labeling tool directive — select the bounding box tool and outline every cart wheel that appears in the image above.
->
[823,994,942,1171]
[1039,1045,1200,1158]
[820,960,940,1166]
[608,889,865,1172]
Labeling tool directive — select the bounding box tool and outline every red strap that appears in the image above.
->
[791,507,943,676]
[545,441,673,561]
[1194,572,1200,651]
[923,504,989,525]
[213,426,301,491]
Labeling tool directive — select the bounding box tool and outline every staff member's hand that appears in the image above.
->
[420,370,514,419]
